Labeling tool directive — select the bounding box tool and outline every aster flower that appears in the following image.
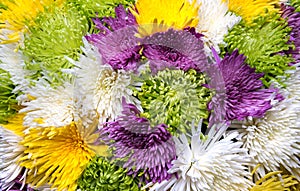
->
[229,97,300,180]
[19,79,76,128]
[86,5,142,71]
[209,49,282,124]
[225,0,280,24]
[196,0,241,54]
[0,114,26,191]
[0,0,64,44]
[66,38,141,124]
[130,0,199,36]
[19,119,103,191]
[133,68,212,135]
[23,5,89,84]
[250,170,299,191]
[142,28,208,73]
[148,122,253,191]
[78,157,140,191]
[100,100,176,183]
[281,4,300,65]
[223,13,293,86]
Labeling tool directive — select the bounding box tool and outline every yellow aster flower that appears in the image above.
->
[224,0,280,24]
[19,119,107,191]
[130,0,199,36]
[0,0,64,44]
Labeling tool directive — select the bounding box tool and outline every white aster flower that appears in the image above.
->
[0,123,26,190]
[20,79,76,128]
[66,38,141,124]
[230,97,300,180]
[0,43,32,93]
[149,123,253,191]
[196,0,241,54]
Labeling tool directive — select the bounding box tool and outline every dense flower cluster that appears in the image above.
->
[0,0,300,190]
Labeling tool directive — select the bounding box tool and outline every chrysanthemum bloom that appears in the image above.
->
[0,0,64,44]
[148,123,253,191]
[250,170,299,191]
[78,157,140,191]
[0,114,26,190]
[23,5,89,84]
[133,68,212,135]
[86,5,142,71]
[195,0,241,54]
[19,79,76,128]
[225,0,280,24]
[19,119,104,191]
[208,50,282,124]
[223,13,293,86]
[100,100,176,183]
[66,39,140,124]
[229,97,300,180]
[142,28,208,73]
[281,4,300,65]
[130,0,199,36]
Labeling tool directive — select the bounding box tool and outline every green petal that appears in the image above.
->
[0,69,18,124]
[133,68,212,136]
[22,4,89,85]
[290,0,300,12]
[67,0,136,18]
[78,157,141,191]
[222,13,294,87]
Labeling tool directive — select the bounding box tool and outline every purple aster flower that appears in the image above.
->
[86,5,142,71]
[142,28,208,73]
[99,99,176,183]
[4,174,34,191]
[281,4,300,65]
[208,49,283,124]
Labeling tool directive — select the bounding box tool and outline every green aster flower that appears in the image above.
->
[78,157,140,191]
[222,13,294,86]
[67,0,135,18]
[133,68,212,135]
[0,69,18,124]
[22,4,89,85]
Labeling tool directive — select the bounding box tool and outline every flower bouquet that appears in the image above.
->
[0,0,300,190]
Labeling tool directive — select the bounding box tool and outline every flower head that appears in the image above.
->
[225,0,280,24]
[209,50,281,123]
[0,0,64,44]
[86,5,142,71]
[133,68,212,135]
[142,28,208,73]
[19,120,102,191]
[20,80,76,128]
[196,0,241,54]
[23,5,89,84]
[0,114,26,190]
[130,0,199,36]
[149,123,253,191]
[78,157,140,191]
[67,39,141,124]
[229,98,300,180]
[100,100,176,183]
[223,13,293,86]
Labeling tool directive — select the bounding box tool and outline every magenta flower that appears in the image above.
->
[99,99,176,183]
